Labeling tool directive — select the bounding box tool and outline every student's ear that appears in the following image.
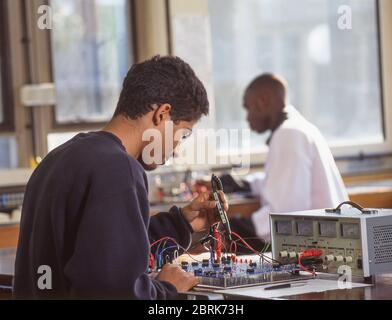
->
[152,104,172,126]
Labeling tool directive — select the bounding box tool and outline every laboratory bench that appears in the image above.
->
[1,247,392,300]
[0,223,19,249]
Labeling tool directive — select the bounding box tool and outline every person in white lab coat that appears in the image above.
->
[242,73,349,242]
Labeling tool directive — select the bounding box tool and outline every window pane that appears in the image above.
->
[50,0,131,123]
[47,132,79,152]
[208,0,383,150]
[0,137,17,169]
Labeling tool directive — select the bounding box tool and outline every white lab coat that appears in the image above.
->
[248,106,349,241]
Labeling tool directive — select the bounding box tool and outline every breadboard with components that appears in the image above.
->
[179,257,309,289]
[149,234,310,290]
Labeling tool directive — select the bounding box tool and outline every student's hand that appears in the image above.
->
[156,263,199,292]
[181,191,229,233]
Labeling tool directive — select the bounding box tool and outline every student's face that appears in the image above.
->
[160,120,195,168]
[243,89,272,134]
[139,108,196,171]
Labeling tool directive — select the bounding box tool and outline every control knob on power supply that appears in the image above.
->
[279,251,288,258]
[344,256,353,263]
[287,251,297,259]
[325,254,334,262]
[334,255,344,262]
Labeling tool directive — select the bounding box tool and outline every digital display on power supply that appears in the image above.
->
[296,220,314,236]
[319,221,337,237]
[276,220,292,235]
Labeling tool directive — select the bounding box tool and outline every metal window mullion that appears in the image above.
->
[23,0,53,159]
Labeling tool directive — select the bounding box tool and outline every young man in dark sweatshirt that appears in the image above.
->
[13,55,227,299]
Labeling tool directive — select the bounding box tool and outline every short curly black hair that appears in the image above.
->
[114,55,209,122]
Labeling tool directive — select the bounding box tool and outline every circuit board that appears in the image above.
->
[180,256,311,289]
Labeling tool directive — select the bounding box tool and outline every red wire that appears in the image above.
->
[149,253,155,269]
[150,236,179,248]
[231,231,261,255]
[231,231,278,263]
[298,253,316,276]
[214,228,222,262]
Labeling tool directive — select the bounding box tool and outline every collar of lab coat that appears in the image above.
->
[266,105,299,145]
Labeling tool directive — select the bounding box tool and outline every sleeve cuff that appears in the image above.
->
[157,280,179,300]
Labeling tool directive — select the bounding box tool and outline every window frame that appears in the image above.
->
[168,0,392,170]
[21,0,171,159]
[250,0,392,163]
[322,0,392,161]
[18,0,142,159]
[7,0,391,172]
[47,0,137,130]
[0,0,15,133]
[249,0,392,165]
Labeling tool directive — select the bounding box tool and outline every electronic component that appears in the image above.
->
[270,203,392,278]
[211,174,232,241]
[151,233,311,289]
[182,258,310,289]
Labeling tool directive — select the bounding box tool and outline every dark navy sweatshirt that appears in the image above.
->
[13,131,193,299]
